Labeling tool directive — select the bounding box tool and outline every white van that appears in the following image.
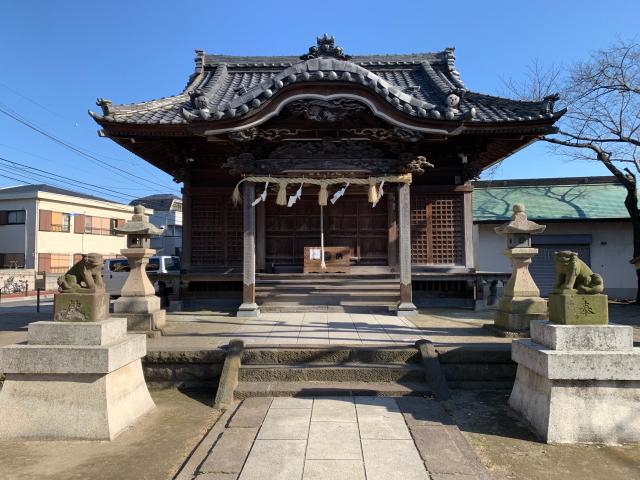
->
[103,256,180,297]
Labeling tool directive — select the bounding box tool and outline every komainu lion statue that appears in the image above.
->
[553,250,604,294]
[57,253,105,293]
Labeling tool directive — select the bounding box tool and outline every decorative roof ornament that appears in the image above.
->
[542,93,560,115]
[300,34,351,60]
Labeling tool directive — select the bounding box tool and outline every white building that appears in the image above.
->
[473,176,635,299]
[0,184,139,273]
[131,194,182,256]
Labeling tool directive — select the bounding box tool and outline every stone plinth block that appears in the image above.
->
[494,296,547,331]
[531,320,633,351]
[510,324,640,444]
[0,360,155,440]
[548,293,608,325]
[0,323,154,440]
[237,302,260,318]
[114,294,165,333]
[397,301,418,317]
[27,318,128,346]
[53,292,109,322]
[121,310,167,332]
[114,295,160,313]
[511,340,640,381]
[0,334,147,374]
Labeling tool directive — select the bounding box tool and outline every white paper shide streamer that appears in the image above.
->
[252,181,269,206]
[287,183,304,207]
[330,182,349,205]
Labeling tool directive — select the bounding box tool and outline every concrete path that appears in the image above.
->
[231,312,431,346]
[183,396,490,480]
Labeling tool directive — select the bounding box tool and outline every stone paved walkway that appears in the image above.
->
[183,396,490,480]
[231,312,430,346]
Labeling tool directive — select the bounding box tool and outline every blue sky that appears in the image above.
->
[1,1,638,202]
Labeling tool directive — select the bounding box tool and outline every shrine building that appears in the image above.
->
[90,35,564,316]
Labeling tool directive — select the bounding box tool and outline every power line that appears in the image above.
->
[0,156,139,201]
[0,103,178,191]
[0,80,72,123]
[0,160,133,202]
[0,169,145,210]
[0,82,177,191]
[0,142,179,192]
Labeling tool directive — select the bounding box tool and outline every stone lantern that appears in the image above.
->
[113,205,166,334]
[493,204,547,334]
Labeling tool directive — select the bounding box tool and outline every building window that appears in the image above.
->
[171,202,183,212]
[0,253,25,268]
[81,215,122,235]
[7,210,26,224]
[0,210,26,225]
[39,210,70,232]
[38,253,70,273]
[164,224,183,237]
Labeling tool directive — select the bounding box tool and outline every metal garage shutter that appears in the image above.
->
[529,245,591,296]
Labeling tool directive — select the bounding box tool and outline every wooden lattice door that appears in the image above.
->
[410,193,465,265]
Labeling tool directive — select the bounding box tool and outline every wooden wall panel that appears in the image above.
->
[189,189,242,267]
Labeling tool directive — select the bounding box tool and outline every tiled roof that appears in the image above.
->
[473,177,629,222]
[131,194,181,211]
[91,38,561,127]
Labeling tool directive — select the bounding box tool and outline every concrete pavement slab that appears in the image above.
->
[257,408,311,440]
[199,427,258,476]
[411,425,475,475]
[306,422,362,460]
[311,397,356,422]
[361,439,429,480]
[227,397,272,428]
[302,459,366,480]
[238,439,306,480]
[270,397,313,409]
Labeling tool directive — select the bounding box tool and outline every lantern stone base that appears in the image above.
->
[509,320,640,444]
[0,318,155,440]
[114,295,166,333]
[237,302,260,318]
[494,296,548,332]
[53,292,109,322]
[397,301,418,317]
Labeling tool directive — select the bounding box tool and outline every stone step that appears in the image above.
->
[256,293,400,305]
[234,380,433,398]
[241,346,420,365]
[256,285,400,292]
[258,304,396,313]
[238,362,425,382]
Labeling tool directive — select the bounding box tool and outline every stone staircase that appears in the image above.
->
[255,274,400,313]
[234,345,433,398]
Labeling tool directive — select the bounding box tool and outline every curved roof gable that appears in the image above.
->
[91,36,562,128]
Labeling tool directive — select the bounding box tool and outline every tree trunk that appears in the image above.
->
[622,180,640,303]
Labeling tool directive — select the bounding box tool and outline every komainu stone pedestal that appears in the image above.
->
[0,318,155,440]
[548,293,608,325]
[53,292,109,322]
[509,320,640,444]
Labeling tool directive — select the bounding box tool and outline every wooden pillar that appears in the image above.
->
[237,183,260,317]
[181,176,192,271]
[387,191,398,271]
[397,183,417,316]
[256,202,266,272]
[463,188,475,269]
